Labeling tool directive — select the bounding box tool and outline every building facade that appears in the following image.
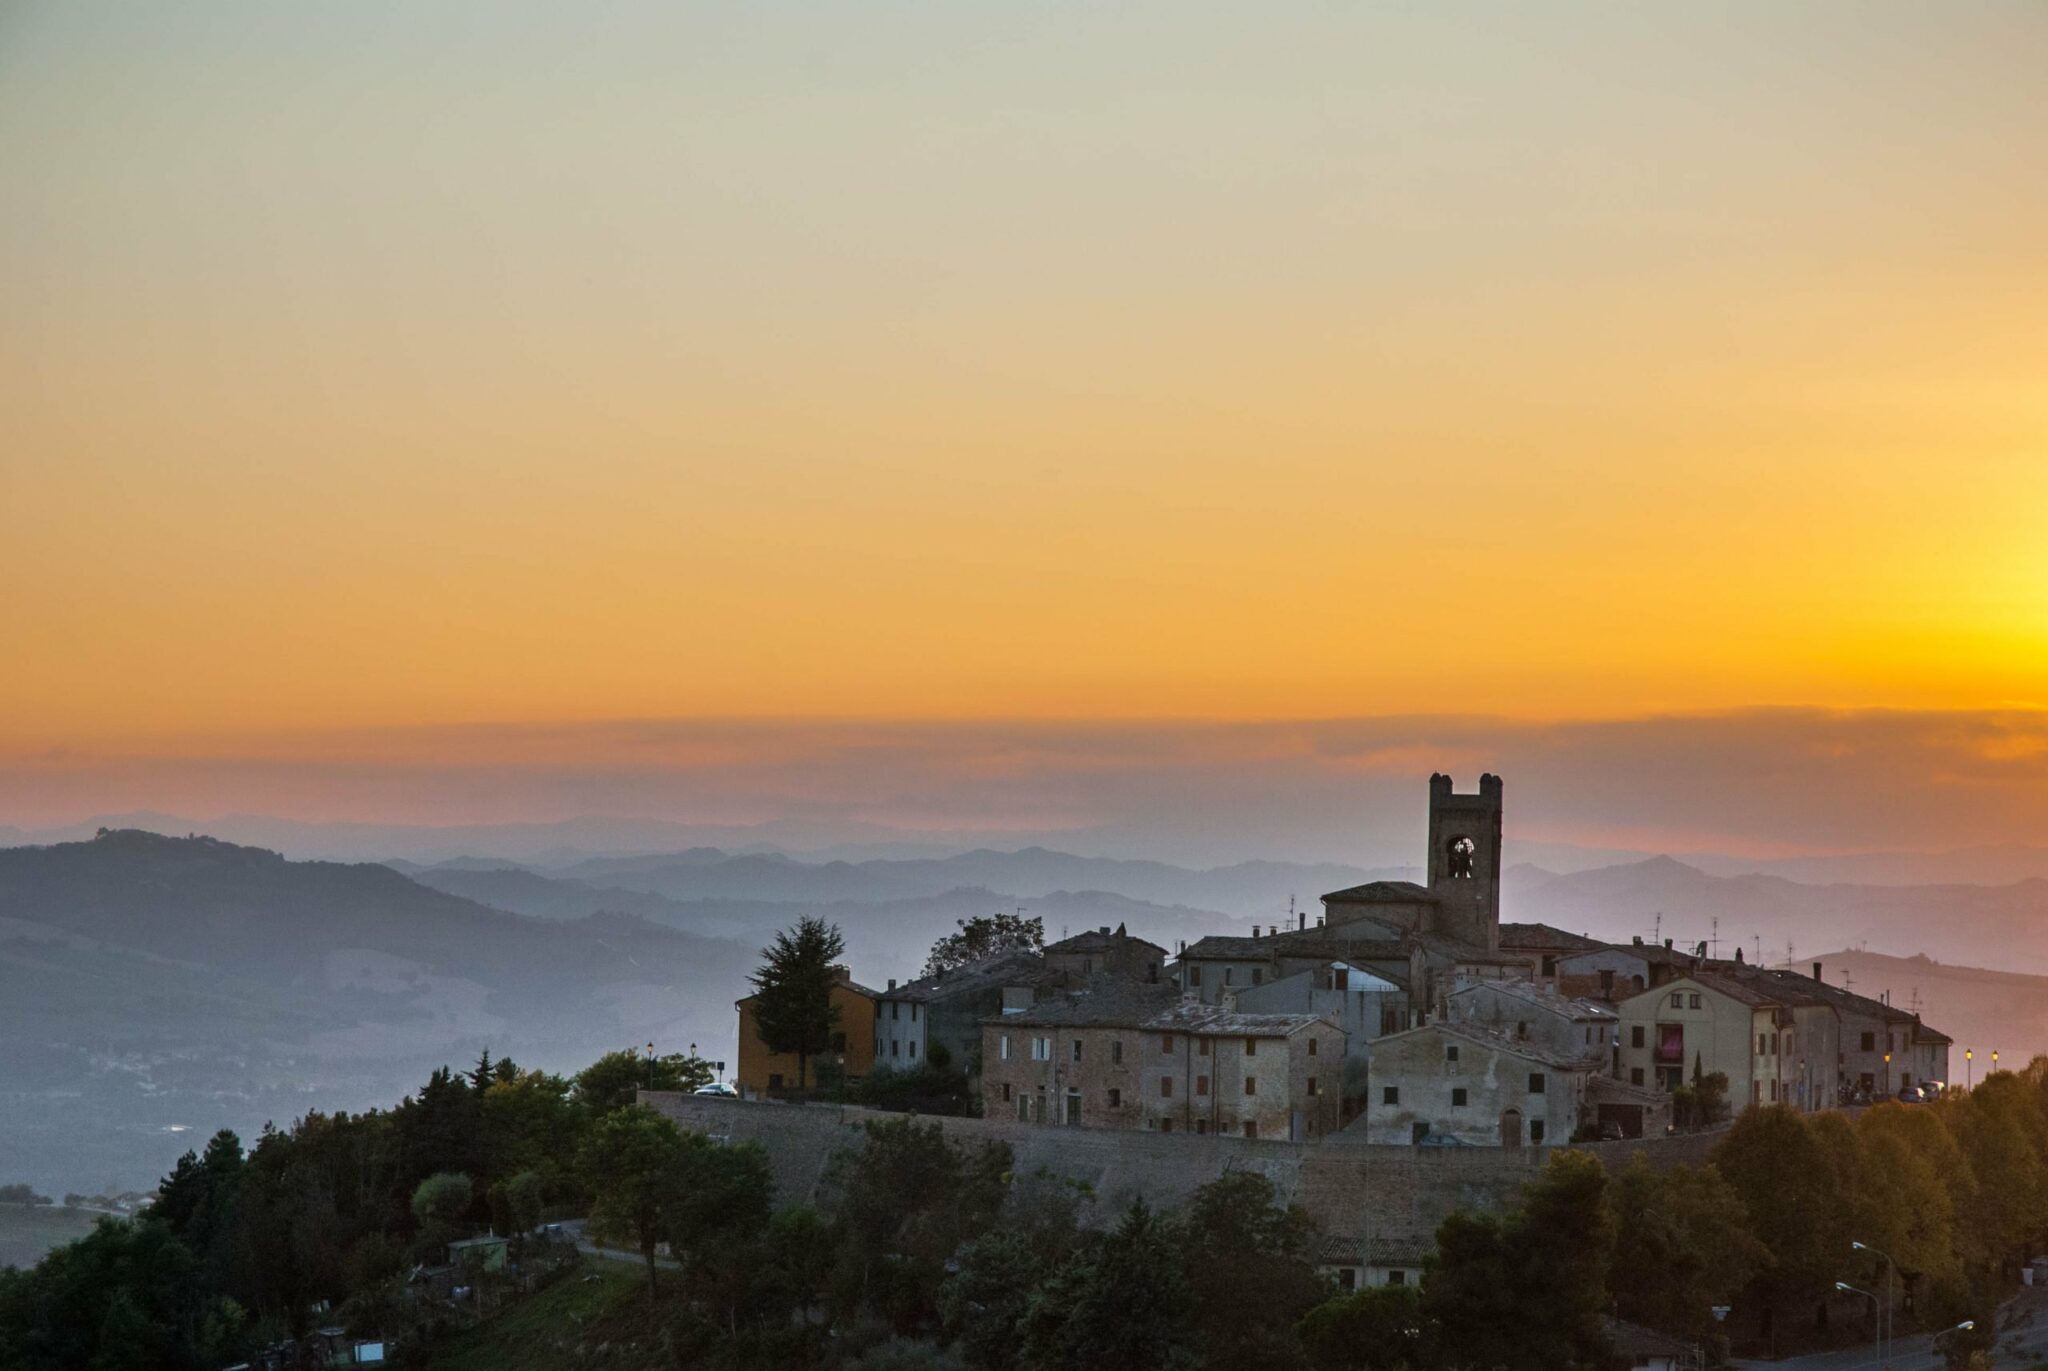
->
[734,967,878,1096]
[1362,1021,1598,1147]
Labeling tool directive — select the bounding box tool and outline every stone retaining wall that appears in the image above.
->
[639,1092,1726,1247]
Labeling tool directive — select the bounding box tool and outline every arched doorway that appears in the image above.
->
[1500,1108,1524,1148]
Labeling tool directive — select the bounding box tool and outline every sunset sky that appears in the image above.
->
[4,4,2045,854]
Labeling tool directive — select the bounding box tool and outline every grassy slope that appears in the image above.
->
[424,1265,666,1371]
[0,1205,100,1272]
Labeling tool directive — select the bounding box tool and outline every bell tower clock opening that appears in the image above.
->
[1425,773,1503,949]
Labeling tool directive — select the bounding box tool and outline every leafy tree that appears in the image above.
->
[829,1118,1011,1332]
[410,1171,472,1229]
[1299,1285,1435,1371]
[922,912,1044,978]
[1018,1200,1197,1371]
[1182,1171,1326,1370]
[571,1049,713,1118]
[0,1184,51,1207]
[1713,1105,1851,1331]
[1607,1160,1766,1348]
[750,916,847,1090]
[667,1134,774,1264]
[579,1104,689,1297]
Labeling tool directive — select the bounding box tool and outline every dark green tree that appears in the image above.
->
[1182,1171,1326,1370]
[922,912,1044,978]
[1299,1285,1435,1371]
[1018,1200,1197,1371]
[571,1048,712,1117]
[579,1104,690,1297]
[750,916,848,1090]
[1607,1159,1766,1348]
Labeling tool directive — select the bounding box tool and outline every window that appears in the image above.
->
[1252,968,1264,986]
[1245,1037,1258,1056]
[1670,992,1684,1008]
[1199,1038,1211,1057]
[1530,1120,1546,1144]
[892,1003,901,1020]
[999,1035,1010,1060]
[1189,966,1203,988]
[1111,1040,1123,1065]
[1631,1067,1644,1086]
[1160,1118,1174,1133]
[1308,1037,1319,1056]
[1541,954,1558,977]
[1196,1073,1210,1095]
[1195,1118,1208,1134]
[1244,1120,1258,1139]
[1307,1076,1320,1096]
[1861,1031,1876,1051]
[911,1003,919,1021]
[1108,1088,1121,1109]
[1002,1083,1012,1101]
[1032,1037,1051,1061]
[1451,1088,1468,1107]
[1016,1096,1028,1122]
[891,1041,900,1059]
[908,1040,917,1059]
[1383,1085,1399,1105]
[1688,993,1701,1009]
[1446,1044,1459,1063]
[1071,1039,1083,1063]
[1631,1025,1645,1049]
[1160,1034,1174,1054]
[1224,967,1235,986]
[1338,1268,1357,1291]
[1160,1077,1174,1098]
[1387,1269,1406,1287]
[1245,1076,1257,1096]
[1528,1072,1545,1094]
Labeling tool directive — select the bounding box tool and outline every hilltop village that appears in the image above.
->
[731,774,1954,1151]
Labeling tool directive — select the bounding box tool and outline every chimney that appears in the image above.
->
[1299,909,1306,931]
[1663,938,1673,951]
[1813,961,1823,983]
[1632,935,1642,947]
[1599,968,1615,998]
[1253,926,1261,939]
[1099,926,1110,937]
[888,978,897,991]
[1734,947,1744,965]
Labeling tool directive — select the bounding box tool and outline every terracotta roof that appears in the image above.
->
[1449,977,1618,1021]
[986,978,1178,1028]
[1498,922,1606,952]
[878,949,1051,1003]
[1043,923,1168,956]
[1375,1019,1602,1071]
[1316,1232,1433,1266]
[1144,1002,1341,1037]
[1321,879,1436,904]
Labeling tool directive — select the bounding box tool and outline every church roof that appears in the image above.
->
[1321,879,1437,904]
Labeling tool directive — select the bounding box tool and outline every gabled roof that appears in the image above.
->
[735,973,880,1008]
[1043,923,1168,956]
[1373,1018,1600,1071]
[877,949,1050,1003]
[1498,922,1605,952]
[1321,879,1437,904]
[1145,1002,1340,1038]
[985,978,1178,1028]
[1449,977,1617,1021]
[1316,1232,1433,1266]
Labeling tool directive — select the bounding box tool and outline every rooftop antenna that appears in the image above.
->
[1786,938,1796,970]
[1709,917,1721,961]
[1653,912,1662,946]
[1754,934,1763,966]
[1842,968,1856,993]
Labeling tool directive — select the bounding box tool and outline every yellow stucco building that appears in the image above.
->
[734,967,878,1095]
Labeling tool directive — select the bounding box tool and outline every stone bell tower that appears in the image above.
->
[1426,773,1503,950]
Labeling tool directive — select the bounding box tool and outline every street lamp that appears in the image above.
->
[1966,1047,1973,1091]
[1852,1241,1898,1365]
[1835,1282,1881,1371]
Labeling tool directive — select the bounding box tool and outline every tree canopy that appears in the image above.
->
[749,915,848,1090]
[922,912,1044,978]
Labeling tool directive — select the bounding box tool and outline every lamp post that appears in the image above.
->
[1966,1047,1973,1091]
[1852,1240,1898,1366]
[1835,1282,1881,1371]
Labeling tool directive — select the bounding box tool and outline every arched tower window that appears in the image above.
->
[1447,835,1476,879]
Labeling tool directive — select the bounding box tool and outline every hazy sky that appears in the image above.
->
[4,5,2045,848]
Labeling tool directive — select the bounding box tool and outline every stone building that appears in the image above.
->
[1613,969,1836,1112]
[734,966,877,1096]
[1231,960,1409,1119]
[980,980,1178,1130]
[1445,979,1617,1066]
[872,950,1049,1076]
[1319,773,1505,951]
[1360,1020,1610,1147]
[979,984,1345,1141]
[1140,1003,1346,1141]
[1042,924,1169,984]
